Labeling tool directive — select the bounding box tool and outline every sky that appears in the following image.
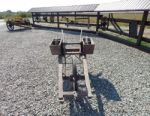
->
[0,0,120,12]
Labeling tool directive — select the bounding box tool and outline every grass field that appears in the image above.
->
[60,13,150,23]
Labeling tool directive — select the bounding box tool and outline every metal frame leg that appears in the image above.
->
[58,55,63,101]
[83,56,92,98]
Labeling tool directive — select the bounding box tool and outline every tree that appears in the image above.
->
[6,10,12,13]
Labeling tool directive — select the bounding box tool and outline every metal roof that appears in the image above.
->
[29,4,99,13]
[95,0,150,12]
[29,0,150,13]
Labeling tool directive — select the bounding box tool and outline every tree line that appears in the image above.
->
[0,10,31,19]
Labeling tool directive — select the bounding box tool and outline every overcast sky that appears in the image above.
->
[0,0,120,12]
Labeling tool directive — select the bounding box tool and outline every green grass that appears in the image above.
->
[99,30,150,48]
[141,41,150,47]
[126,37,150,47]
[126,37,136,43]
[123,37,150,48]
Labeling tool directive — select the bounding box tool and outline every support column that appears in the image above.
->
[74,12,76,23]
[58,56,63,101]
[83,55,92,98]
[32,13,35,25]
[88,17,90,29]
[136,11,149,46]
[57,12,60,28]
[96,12,100,32]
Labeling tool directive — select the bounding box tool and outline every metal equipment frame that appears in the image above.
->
[6,18,32,31]
[50,30,95,102]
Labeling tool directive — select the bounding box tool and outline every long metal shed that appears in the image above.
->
[29,0,150,13]
[29,0,150,46]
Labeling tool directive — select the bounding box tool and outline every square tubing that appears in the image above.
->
[96,12,100,32]
[83,56,92,98]
[88,17,90,29]
[58,55,63,100]
[74,12,76,23]
[32,13,35,25]
[136,11,149,46]
[57,12,60,28]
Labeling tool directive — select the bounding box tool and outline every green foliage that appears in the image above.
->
[0,11,31,19]
[0,12,13,19]
[16,12,31,18]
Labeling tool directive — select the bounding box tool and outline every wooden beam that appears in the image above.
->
[137,11,149,46]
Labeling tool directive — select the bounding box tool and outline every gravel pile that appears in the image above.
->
[0,23,150,116]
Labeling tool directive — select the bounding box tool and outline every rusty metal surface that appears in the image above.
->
[50,39,62,55]
[82,37,95,54]
[50,38,95,55]
[29,4,98,13]
[6,18,31,31]
[50,36,95,102]
[63,43,81,54]
[83,57,92,98]
[95,0,150,12]
[58,56,63,101]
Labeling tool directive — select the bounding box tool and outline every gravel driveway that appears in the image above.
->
[0,21,150,116]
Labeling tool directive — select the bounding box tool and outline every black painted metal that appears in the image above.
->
[57,13,60,28]
[96,12,100,32]
[31,13,34,25]
[129,21,138,37]
[137,11,149,45]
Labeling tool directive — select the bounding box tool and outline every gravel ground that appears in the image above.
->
[0,21,150,116]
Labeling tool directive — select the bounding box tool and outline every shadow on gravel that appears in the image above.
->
[69,73,121,116]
